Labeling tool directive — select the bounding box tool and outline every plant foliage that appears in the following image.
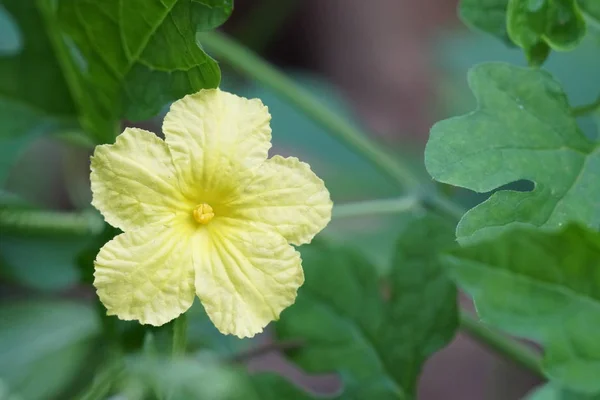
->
[1,0,599,398]
[426,63,599,245]
[275,215,458,399]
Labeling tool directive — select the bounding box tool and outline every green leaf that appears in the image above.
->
[425,63,600,245]
[458,0,588,64]
[248,374,317,400]
[507,0,587,64]
[444,224,600,393]
[0,2,78,183]
[579,0,600,21]
[251,372,405,400]
[0,234,95,291]
[193,0,234,31]
[0,2,78,137]
[459,0,512,45]
[525,383,600,399]
[116,355,322,400]
[579,0,600,40]
[186,299,257,355]
[37,0,231,142]
[275,214,458,399]
[77,223,120,286]
[0,301,100,400]
[0,0,230,149]
[121,354,250,400]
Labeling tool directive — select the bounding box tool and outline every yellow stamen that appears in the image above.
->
[193,203,214,224]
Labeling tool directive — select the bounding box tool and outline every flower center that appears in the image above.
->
[192,203,214,224]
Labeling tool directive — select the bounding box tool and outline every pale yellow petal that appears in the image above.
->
[227,156,332,246]
[193,220,303,338]
[162,89,271,198]
[91,128,192,231]
[94,227,195,326]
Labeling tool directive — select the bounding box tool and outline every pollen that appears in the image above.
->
[193,203,214,224]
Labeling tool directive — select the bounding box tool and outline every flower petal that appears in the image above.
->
[194,220,304,338]
[94,227,195,326]
[227,156,333,246]
[162,89,271,196]
[91,128,191,231]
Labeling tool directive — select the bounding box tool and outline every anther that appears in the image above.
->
[193,203,214,224]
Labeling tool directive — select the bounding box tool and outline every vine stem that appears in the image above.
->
[172,313,188,357]
[460,312,544,378]
[201,31,545,378]
[0,209,104,236]
[572,95,600,117]
[333,195,421,219]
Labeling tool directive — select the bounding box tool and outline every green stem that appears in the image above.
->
[172,314,188,357]
[200,32,420,190]
[333,195,421,219]
[426,192,467,220]
[75,357,124,400]
[0,209,104,236]
[572,95,600,117]
[460,312,544,378]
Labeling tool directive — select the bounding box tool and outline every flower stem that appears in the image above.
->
[572,95,600,117]
[201,31,545,378]
[333,195,421,219]
[172,314,188,357]
[460,312,544,378]
[200,32,420,190]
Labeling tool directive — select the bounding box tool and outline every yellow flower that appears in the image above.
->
[90,89,332,338]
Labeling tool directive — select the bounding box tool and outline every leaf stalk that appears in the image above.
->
[572,95,600,117]
[172,313,188,358]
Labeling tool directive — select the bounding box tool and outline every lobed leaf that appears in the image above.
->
[0,0,232,145]
[36,0,232,142]
[458,0,590,64]
[444,225,600,393]
[274,214,459,398]
[507,0,586,65]
[425,63,600,245]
